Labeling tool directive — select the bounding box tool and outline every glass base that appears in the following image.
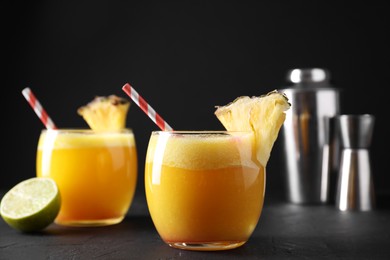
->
[167,241,246,251]
[54,216,124,227]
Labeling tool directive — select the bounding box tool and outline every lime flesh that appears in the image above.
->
[0,177,61,232]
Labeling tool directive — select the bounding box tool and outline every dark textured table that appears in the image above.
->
[1,191,390,259]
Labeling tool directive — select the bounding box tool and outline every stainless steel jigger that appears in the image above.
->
[335,114,375,211]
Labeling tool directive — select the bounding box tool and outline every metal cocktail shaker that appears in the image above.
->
[279,68,340,204]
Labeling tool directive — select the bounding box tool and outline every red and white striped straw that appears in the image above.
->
[22,87,57,129]
[122,83,173,131]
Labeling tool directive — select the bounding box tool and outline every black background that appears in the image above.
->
[3,1,389,202]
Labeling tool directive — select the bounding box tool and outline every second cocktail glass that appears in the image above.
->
[145,131,265,251]
[36,129,138,227]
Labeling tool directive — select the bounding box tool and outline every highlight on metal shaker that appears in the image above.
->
[279,68,340,204]
[321,116,340,204]
[335,114,375,211]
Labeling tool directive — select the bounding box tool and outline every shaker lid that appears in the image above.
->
[287,68,330,84]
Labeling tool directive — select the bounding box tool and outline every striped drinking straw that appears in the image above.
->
[22,87,57,129]
[122,83,173,131]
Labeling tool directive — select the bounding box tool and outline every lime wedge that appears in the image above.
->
[0,177,61,232]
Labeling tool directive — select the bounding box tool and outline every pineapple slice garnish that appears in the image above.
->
[215,90,290,167]
[77,95,130,131]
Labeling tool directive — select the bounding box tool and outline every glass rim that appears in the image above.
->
[41,128,133,134]
[151,130,254,135]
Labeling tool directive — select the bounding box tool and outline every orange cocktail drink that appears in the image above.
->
[37,129,137,226]
[145,131,265,251]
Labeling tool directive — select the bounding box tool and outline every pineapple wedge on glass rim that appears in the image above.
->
[214,90,290,167]
[77,95,130,131]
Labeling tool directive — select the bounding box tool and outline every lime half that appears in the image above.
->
[0,177,61,232]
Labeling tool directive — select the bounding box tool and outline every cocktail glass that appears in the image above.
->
[36,129,137,226]
[145,131,265,251]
